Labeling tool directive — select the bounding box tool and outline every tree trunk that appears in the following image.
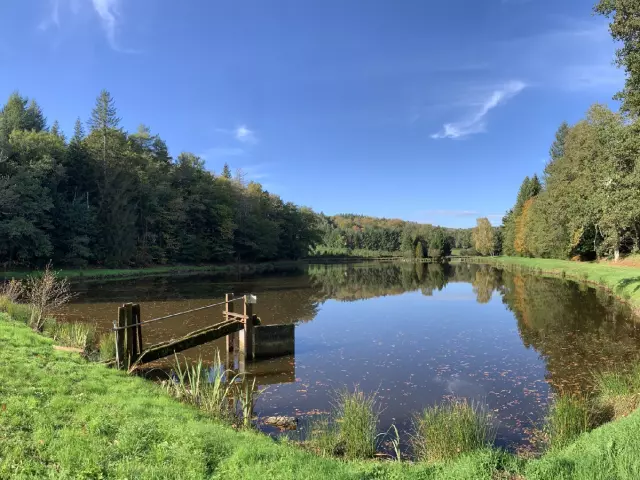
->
[614,246,620,262]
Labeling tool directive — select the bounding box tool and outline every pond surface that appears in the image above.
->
[65,262,640,451]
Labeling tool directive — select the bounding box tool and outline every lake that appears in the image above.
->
[65,262,640,451]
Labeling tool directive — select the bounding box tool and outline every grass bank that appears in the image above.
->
[0,315,514,479]
[476,256,640,312]
[0,260,306,282]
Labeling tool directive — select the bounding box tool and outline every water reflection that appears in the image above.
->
[66,262,640,449]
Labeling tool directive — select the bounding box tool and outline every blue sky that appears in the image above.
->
[0,0,623,228]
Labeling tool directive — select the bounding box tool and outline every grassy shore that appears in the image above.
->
[0,314,514,479]
[0,260,306,282]
[476,256,640,312]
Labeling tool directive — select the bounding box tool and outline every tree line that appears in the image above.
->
[0,91,319,268]
[316,214,477,258]
[498,0,640,262]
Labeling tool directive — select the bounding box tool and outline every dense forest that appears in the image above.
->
[316,214,477,258]
[500,1,640,261]
[0,91,320,268]
[0,90,477,269]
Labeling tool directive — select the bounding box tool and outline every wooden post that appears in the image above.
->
[115,306,125,369]
[225,294,237,352]
[124,303,135,369]
[240,295,254,360]
[133,304,143,356]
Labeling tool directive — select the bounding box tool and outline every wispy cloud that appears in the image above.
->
[39,0,60,30]
[216,125,258,144]
[431,81,526,139]
[39,0,136,52]
[234,125,257,144]
[91,0,134,52]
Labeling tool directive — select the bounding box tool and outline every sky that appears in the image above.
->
[0,0,624,228]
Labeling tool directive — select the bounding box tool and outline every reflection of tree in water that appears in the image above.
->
[498,271,640,394]
[307,262,485,301]
[471,265,502,304]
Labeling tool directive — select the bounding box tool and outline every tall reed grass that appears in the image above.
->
[412,398,496,463]
[594,365,640,420]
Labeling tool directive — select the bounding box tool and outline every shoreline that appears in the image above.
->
[473,256,640,314]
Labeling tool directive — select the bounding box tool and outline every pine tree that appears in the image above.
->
[50,120,65,140]
[88,90,120,132]
[222,163,232,179]
[24,99,46,132]
[71,117,85,143]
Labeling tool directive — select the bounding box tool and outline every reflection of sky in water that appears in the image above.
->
[257,283,549,450]
[67,264,640,453]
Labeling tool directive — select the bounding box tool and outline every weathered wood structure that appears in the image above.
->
[114,293,294,372]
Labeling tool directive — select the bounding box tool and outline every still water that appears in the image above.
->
[65,262,640,450]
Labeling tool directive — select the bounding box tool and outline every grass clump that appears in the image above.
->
[45,320,95,351]
[334,387,379,459]
[545,395,594,450]
[0,296,32,324]
[594,365,640,420]
[98,331,117,361]
[412,398,496,464]
[302,387,379,460]
[164,354,242,424]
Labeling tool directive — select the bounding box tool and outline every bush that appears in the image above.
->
[25,263,74,332]
[412,399,496,463]
[0,279,24,302]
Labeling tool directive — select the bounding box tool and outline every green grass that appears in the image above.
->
[0,260,306,281]
[0,314,516,479]
[44,320,96,351]
[334,388,380,460]
[594,365,640,420]
[412,399,496,464]
[477,256,640,312]
[545,396,595,450]
[99,331,117,362]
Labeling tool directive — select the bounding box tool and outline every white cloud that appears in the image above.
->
[216,125,258,144]
[234,125,257,144]
[431,81,526,139]
[91,0,120,49]
[39,0,60,30]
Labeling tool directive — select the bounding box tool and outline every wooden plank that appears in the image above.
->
[124,303,135,368]
[223,311,249,321]
[115,307,125,369]
[133,304,143,356]
[225,293,236,352]
[133,319,244,366]
[240,297,254,360]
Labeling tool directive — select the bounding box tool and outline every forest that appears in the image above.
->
[0,91,476,269]
[500,1,640,262]
[0,91,320,268]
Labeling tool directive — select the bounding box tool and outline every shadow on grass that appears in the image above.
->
[615,277,640,295]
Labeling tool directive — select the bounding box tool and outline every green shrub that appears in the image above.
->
[545,396,593,450]
[412,399,496,463]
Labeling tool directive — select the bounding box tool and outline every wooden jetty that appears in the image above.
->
[114,293,293,372]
